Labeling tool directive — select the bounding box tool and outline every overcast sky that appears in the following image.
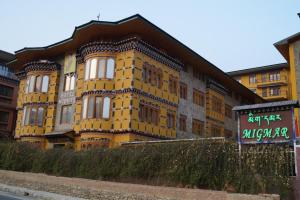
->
[0,0,299,71]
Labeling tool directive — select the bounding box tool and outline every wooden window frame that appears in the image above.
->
[225,104,232,118]
[85,57,115,81]
[179,114,187,131]
[180,82,187,100]
[82,95,112,120]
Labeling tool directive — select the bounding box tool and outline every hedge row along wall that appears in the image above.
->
[0,141,294,198]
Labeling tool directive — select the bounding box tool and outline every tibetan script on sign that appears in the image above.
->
[239,110,293,143]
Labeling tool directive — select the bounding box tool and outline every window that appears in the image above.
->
[0,84,13,97]
[179,114,187,131]
[211,125,222,137]
[270,87,280,96]
[169,75,178,95]
[37,107,44,126]
[167,111,175,129]
[28,76,35,93]
[180,82,187,99]
[82,96,88,119]
[193,67,203,80]
[192,119,204,136]
[84,57,115,80]
[262,88,268,97]
[22,106,45,127]
[211,95,222,113]
[261,73,267,82]
[269,72,280,82]
[102,97,111,119]
[64,74,75,91]
[24,106,30,126]
[82,96,111,119]
[0,111,9,130]
[26,75,49,93]
[249,74,256,84]
[193,89,205,106]
[142,62,163,88]
[87,97,95,119]
[61,105,72,124]
[225,104,232,118]
[139,102,159,125]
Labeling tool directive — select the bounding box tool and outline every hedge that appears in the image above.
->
[0,141,293,198]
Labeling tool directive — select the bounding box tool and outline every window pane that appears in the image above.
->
[35,76,42,92]
[25,107,30,125]
[64,75,70,91]
[90,58,97,79]
[61,105,72,124]
[22,106,27,125]
[25,77,30,93]
[67,106,72,123]
[102,97,110,118]
[87,97,94,119]
[70,75,75,90]
[37,107,44,126]
[106,58,115,79]
[84,59,90,80]
[29,76,35,93]
[82,96,88,119]
[29,107,37,125]
[41,76,49,92]
[95,97,103,118]
[98,59,105,78]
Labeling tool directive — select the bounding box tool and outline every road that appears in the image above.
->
[0,191,34,200]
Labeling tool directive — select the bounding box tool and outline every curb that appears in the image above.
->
[0,183,86,200]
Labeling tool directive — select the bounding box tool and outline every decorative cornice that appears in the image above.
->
[22,60,61,74]
[15,70,26,80]
[77,37,183,71]
[79,88,178,107]
[79,129,172,140]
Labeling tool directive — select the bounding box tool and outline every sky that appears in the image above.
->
[0,0,299,72]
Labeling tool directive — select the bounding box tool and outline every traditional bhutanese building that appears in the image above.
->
[228,63,290,101]
[8,15,263,150]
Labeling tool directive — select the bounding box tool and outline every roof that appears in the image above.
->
[233,100,299,111]
[274,32,300,61]
[8,14,264,103]
[227,63,288,76]
[0,50,15,63]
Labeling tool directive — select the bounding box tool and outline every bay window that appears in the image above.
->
[84,57,115,80]
[25,75,49,93]
[82,96,111,119]
[22,106,45,126]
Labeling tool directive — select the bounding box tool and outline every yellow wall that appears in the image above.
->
[233,68,290,101]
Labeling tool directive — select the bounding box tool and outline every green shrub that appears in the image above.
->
[0,141,293,197]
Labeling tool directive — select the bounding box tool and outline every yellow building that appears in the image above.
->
[228,63,290,101]
[8,15,262,150]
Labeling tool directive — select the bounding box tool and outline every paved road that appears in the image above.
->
[0,191,34,200]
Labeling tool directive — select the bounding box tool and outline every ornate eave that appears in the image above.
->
[23,60,61,73]
[76,37,183,71]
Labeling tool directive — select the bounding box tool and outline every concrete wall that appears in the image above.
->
[177,66,206,139]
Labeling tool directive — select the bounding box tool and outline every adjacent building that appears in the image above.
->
[0,50,18,139]
[228,63,290,101]
[8,15,263,149]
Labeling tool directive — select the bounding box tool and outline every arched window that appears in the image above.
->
[106,58,115,79]
[102,97,111,119]
[84,57,115,80]
[98,59,105,78]
[41,75,49,92]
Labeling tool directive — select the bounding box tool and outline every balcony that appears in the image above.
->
[256,76,288,88]
[0,67,18,80]
[257,89,289,101]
